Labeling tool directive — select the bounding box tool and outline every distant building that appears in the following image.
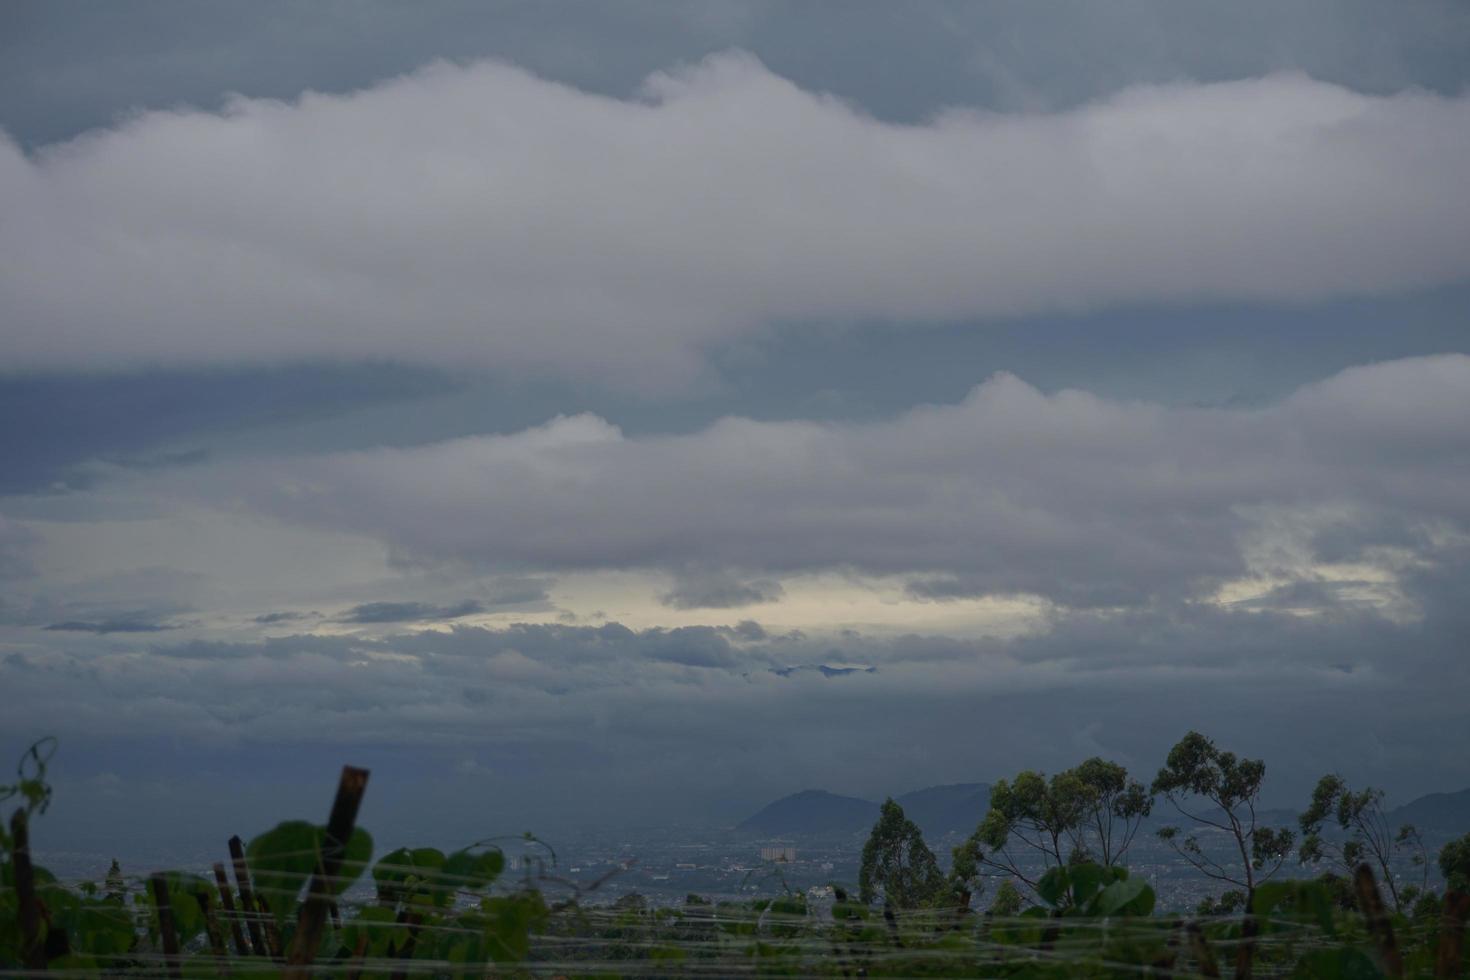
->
[760,846,797,863]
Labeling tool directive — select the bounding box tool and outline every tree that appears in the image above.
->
[1297,774,1423,911]
[858,799,946,909]
[960,758,1151,897]
[1070,757,1153,867]
[988,880,1024,916]
[972,769,1086,888]
[1151,731,1294,898]
[1441,832,1470,894]
[1153,732,1293,980]
[103,859,125,902]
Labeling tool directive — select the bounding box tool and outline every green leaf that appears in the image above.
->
[247,821,320,924]
[58,901,136,958]
[145,872,214,945]
[436,848,504,901]
[1065,863,1111,907]
[479,892,547,962]
[1090,876,1154,917]
[1291,947,1384,980]
[1036,866,1069,907]
[341,905,399,958]
[247,821,373,925]
[1252,879,1336,938]
[373,846,449,906]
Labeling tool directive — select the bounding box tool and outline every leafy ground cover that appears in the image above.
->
[2,741,1466,978]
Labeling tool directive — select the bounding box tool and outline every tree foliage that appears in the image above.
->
[957,757,1151,897]
[1440,831,1470,893]
[857,799,947,908]
[1070,757,1154,866]
[1151,730,1293,895]
[1298,773,1426,911]
[5,733,1470,978]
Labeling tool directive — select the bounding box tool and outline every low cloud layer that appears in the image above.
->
[4,556,1467,819]
[43,613,179,634]
[660,572,785,610]
[3,56,1469,388]
[340,600,488,624]
[2,356,1466,826]
[160,355,1470,609]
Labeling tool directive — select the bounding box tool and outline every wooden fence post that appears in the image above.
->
[1185,920,1221,979]
[1353,864,1403,979]
[9,809,47,971]
[196,887,232,976]
[148,873,183,980]
[228,835,270,956]
[282,765,370,979]
[213,861,252,956]
[1437,890,1469,979]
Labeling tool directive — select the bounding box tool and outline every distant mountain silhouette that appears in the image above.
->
[740,783,1470,840]
[894,783,991,838]
[739,783,991,838]
[738,790,879,835]
[1391,788,1470,833]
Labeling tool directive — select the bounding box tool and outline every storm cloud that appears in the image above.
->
[2,567,1466,819]
[2,14,1468,846]
[155,355,1470,609]
[340,600,488,624]
[3,57,1469,388]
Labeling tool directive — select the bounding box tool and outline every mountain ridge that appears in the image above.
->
[738,783,991,839]
[739,784,1470,839]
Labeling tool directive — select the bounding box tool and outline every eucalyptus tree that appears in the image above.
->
[1151,731,1294,900]
[1298,774,1426,911]
[1442,832,1470,894]
[954,758,1151,899]
[970,769,1085,890]
[858,798,948,909]
[1152,732,1293,980]
[1070,757,1154,867]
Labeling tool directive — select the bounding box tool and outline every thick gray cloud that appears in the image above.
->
[7,1,1470,148]
[0,514,37,579]
[3,7,1469,849]
[3,58,1468,388]
[333,580,552,623]
[253,611,313,625]
[660,572,785,610]
[340,599,488,624]
[165,355,1470,608]
[43,613,178,634]
[3,559,1467,824]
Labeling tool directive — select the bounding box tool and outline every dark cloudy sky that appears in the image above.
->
[2,1,1469,849]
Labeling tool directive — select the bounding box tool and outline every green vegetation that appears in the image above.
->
[857,798,948,909]
[953,756,1153,897]
[1299,775,1430,913]
[3,734,1469,977]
